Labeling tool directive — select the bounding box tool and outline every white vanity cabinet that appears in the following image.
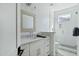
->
[30,39,46,56]
[30,40,42,56]
[21,44,29,56]
[29,38,50,56]
[21,37,50,56]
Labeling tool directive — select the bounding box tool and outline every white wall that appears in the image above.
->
[0,3,16,56]
[76,4,79,55]
[37,3,78,32]
[19,3,52,33]
[35,3,50,32]
[49,3,78,32]
[23,3,51,32]
[53,3,78,11]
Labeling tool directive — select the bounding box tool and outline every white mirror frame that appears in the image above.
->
[21,10,35,32]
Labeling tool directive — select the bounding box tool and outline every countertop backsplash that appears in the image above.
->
[21,32,37,39]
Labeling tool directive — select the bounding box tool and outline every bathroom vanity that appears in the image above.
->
[20,37,50,56]
[17,5,50,56]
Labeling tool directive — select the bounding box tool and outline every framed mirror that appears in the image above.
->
[21,10,35,32]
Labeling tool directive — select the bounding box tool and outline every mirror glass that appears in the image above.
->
[22,14,33,29]
[21,10,35,32]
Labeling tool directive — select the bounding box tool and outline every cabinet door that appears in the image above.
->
[38,39,45,56]
[29,39,50,56]
[21,44,29,56]
[42,39,50,56]
[30,40,43,56]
